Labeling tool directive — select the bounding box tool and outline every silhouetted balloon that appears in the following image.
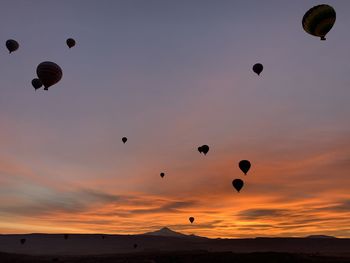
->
[64,234,69,240]
[198,145,209,155]
[252,63,263,76]
[66,38,76,48]
[122,137,127,144]
[232,179,244,192]
[160,172,165,178]
[31,78,42,90]
[189,217,195,224]
[20,238,26,245]
[239,160,251,175]
[36,62,62,90]
[302,4,336,40]
[6,39,19,53]
[134,243,138,249]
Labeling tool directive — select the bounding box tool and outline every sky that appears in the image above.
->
[0,0,350,238]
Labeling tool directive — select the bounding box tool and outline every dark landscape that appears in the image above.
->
[0,228,349,262]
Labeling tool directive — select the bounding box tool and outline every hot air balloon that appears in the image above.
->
[20,238,26,245]
[189,217,195,224]
[6,39,19,53]
[66,38,76,48]
[31,78,42,90]
[252,63,263,76]
[232,179,244,192]
[133,243,138,249]
[122,137,127,144]
[64,234,69,240]
[302,4,336,40]
[36,61,62,90]
[160,172,165,178]
[239,160,251,175]
[198,145,209,155]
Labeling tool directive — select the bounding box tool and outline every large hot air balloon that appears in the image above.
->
[122,137,127,144]
[198,145,209,155]
[36,61,62,90]
[160,172,165,178]
[189,217,195,224]
[239,160,251,175]
[252,63,263,76]
[31,78,42,90]
[302,4,336,40]
[232,179,244,192]
[6,39,19,53]
[66,38,76,48]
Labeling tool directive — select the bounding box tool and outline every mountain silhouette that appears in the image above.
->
[306,235,337,239]
[143,227,199,238]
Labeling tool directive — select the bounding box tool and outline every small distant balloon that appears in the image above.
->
[36,61,63,90]
[31,78,42,90]
[252,63,263,76]
[189,217,195,224]
[64,234,69,240]
[6,39,19,53]
[66,38,76,48]
[122,137,127,144]
[239,160,251,175]
[232,179,244,192]
[20,238,26,245]
[302,4,336,40]
[198,145,209,155]
[160,172,165,178]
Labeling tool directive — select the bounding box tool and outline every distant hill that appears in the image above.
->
[143,227,205,239]
[143,227,189,238]
[306,235,337,239]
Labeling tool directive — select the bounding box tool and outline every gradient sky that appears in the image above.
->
[0,0,350,238]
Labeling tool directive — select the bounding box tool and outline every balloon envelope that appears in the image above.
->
[66,38,76,48]
[6,39,19,53]
[31,78,42,90]
[160,172,165,178]
[253,63,263,75]
[36,61,62,90]
[189,217,195,223]
[198,145,209,155]
[232,179,244,192]
[302,4,336,40]
[122,137,127,143]
[239,160,251,175]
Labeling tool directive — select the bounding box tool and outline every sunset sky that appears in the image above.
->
[0,0,350,238]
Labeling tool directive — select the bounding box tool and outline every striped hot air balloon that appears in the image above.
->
[302,4,336,40]
[36,61,63,90]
